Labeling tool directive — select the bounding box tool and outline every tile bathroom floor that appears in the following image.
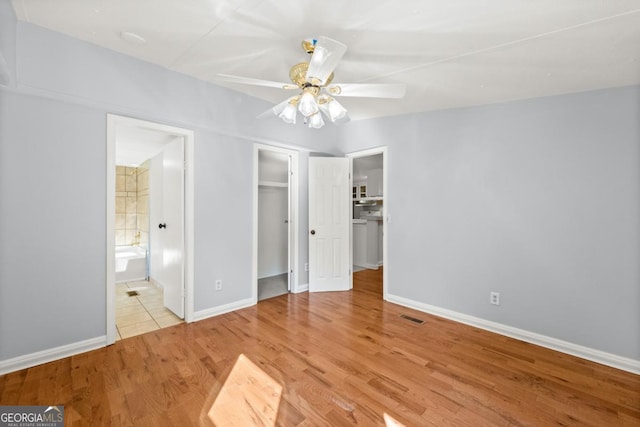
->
[115,280,184,340]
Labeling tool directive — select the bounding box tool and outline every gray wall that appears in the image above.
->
[338,86,640,360]
[0,90,107,358]
[0,12,332,361]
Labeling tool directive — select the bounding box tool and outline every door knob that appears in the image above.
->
[310,230,316,235]
[159,223,167,229]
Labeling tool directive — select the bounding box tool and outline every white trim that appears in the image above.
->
[184,130,195,323]
[106,114,195,346]
[292,283,309,294]
[252,147,259,305]
[349,158,354,289]
[193,298,255,322]
[253,144,300,303]
[106,116,117,343]
[0,337,105,376]
[346,146,388,300]
[387,294,640,375]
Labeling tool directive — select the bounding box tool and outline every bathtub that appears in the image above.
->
[115,245,148,283]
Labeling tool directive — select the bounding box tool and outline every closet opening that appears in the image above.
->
[254,145,299,301]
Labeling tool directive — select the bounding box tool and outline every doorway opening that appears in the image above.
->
[348,147,387,299]
[253,144,299,302]
[106,115,194,343]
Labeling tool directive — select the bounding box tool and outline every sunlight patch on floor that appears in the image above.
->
[384,412,407,426]
[206,354,283,426]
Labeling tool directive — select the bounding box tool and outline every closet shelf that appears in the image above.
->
[259,180,288,188]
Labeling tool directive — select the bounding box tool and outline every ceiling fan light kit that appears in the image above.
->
[319,96,348,122]
[298,89,319,117]
[217,36,406,129]
[308,112,325,129]
[278,98,298,124]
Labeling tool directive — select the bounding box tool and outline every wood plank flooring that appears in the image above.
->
[1,268,639,425]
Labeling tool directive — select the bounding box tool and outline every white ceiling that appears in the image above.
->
[11,0,640,120]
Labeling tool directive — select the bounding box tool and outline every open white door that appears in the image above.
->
[153,138,185,318]
[309,157,350,292]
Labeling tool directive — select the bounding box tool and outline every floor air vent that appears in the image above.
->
[400,314,424,324]
[126,290,139,297]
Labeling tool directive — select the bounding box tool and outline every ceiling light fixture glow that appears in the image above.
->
[278,87,348,129]
[278,99,298,124]
[298,90,319,117]
[320,97,347,122]
[307,112,324,129]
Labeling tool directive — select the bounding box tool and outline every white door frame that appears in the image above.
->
[106,114,195,344]
[252,144,299,302]
[346,146,388,300]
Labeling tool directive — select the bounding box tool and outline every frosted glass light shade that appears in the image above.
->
[320,98,348,122]
[298,91,318,117]
[307,112,325,129]
[279,102,297,124]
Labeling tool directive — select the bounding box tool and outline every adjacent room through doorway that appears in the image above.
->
[349,147,387,299]
[107,114,195,342]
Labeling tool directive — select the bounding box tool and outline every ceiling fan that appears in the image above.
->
[216,37,406,129]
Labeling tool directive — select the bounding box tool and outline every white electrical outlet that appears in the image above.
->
[490,291,500,305]
[304,263,309,272]
[215,279,222,291]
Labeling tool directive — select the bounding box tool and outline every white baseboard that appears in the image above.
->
[148,277,163,289]
[0,336,106,376]
[386,294,640,375]
[193,297,255,322]
[292,283,308,294]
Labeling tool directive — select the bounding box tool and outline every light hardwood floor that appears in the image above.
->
[1,268,638,425]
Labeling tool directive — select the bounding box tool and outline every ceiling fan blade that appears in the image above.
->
[327,83,406,99]
[257,98,290,119]
[305,36,347,86]
[216,73,297,90]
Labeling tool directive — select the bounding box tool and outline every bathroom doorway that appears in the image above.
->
[254,144,299,301]
[106,115,194,343]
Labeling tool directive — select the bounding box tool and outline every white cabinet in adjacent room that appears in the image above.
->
[353,220,367,267]
[367,168,383,197]
[365,218,383,269]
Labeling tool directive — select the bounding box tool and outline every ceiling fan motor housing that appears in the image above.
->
[289,62,334,89]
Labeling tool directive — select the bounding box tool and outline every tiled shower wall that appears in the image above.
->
[115,162,149,246]
[136,161,150,245]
